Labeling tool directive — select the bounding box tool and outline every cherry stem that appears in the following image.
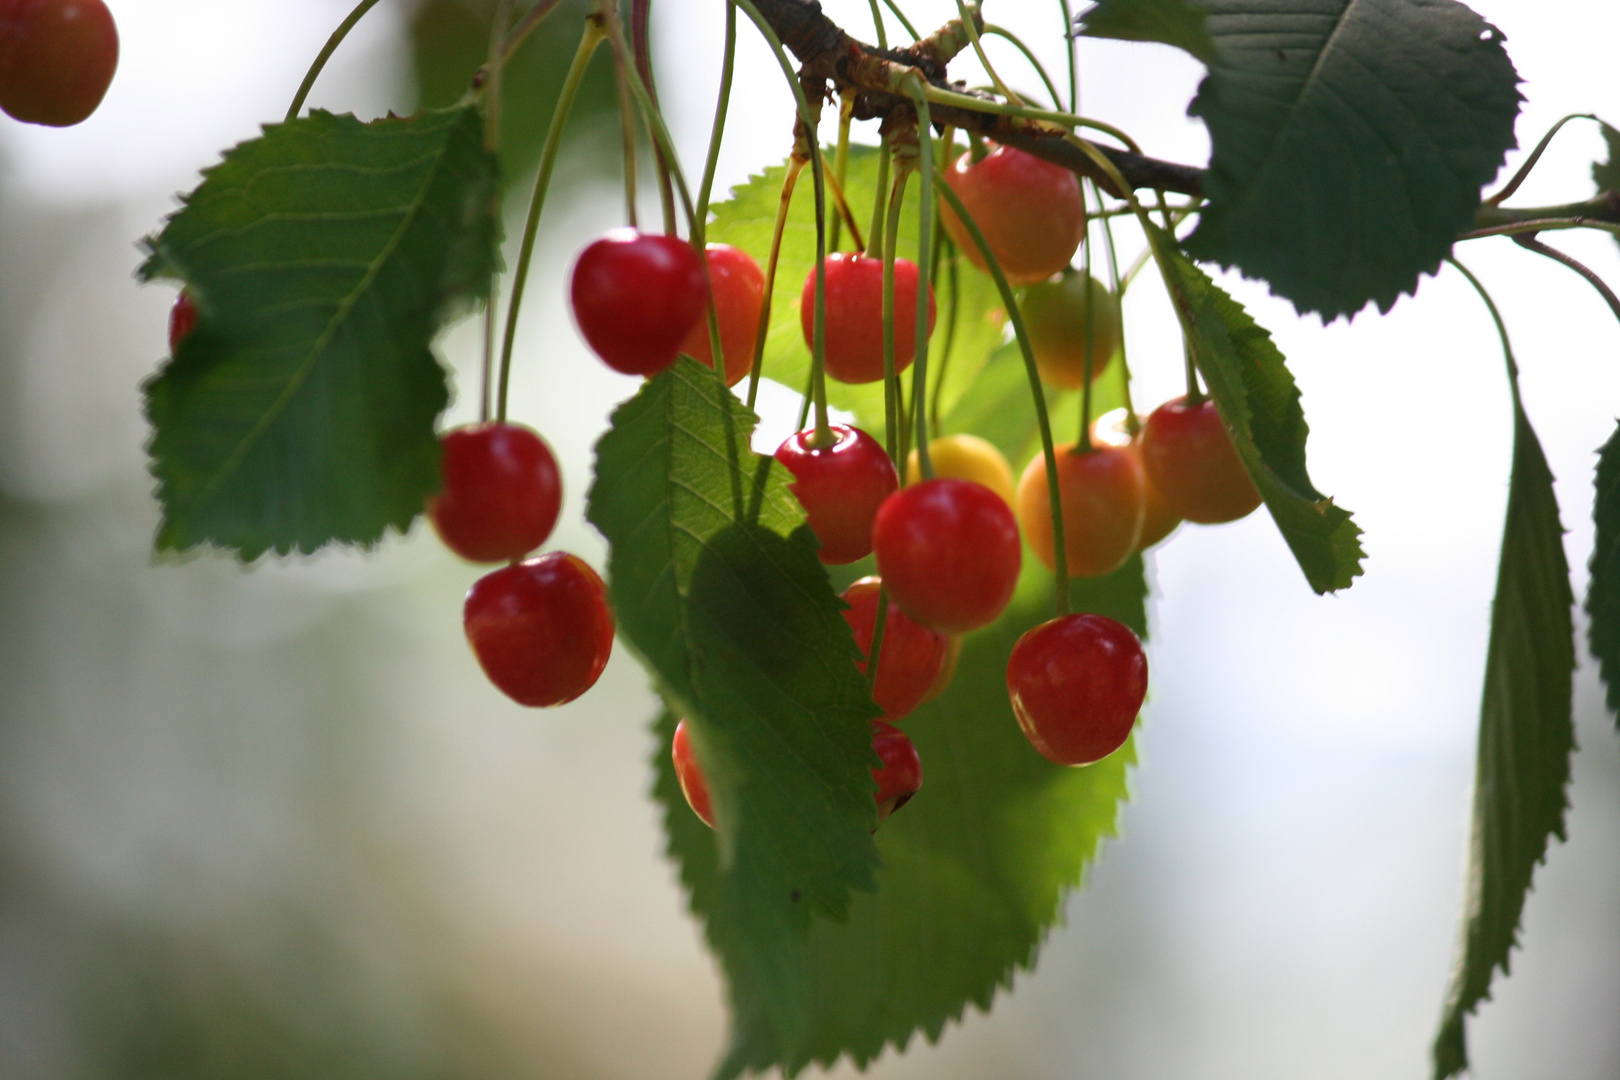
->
[603,10,699,231]
[983,24,1063,109]
[866,141,893,259]
[908,79,937,481]
[866,584,892,697]
[829,95,856,252]
[629,0,676,235]
[934,176,1071,615]
[880,0,921,40]
[499,0,567,64]
[928,86,1142,154]
[477,0,514,425]
[1485,113,1600,208]
[954,2,1018,106]
[614,54,639,228]
[1511,233,1620,330]
[693,0,740,385]
[285,0,384,122]
[823,169,866,253]
[882,158,910,470]
[746,157,805,411]
[1058,0,1078,113]
[1447,257,1521,397]
[1094,180,1137,430]
[496,19,605,422]
[865,0,889,48]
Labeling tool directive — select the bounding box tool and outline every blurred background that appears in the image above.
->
[1,1,1616,1077]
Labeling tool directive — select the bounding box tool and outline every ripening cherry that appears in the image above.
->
[464,552,615,707]
[1007,613,1147,767]
[1092,411,1181,549]
[168,291,197,353]
[1140,395,1262,524]
[671,719,715,828]
[570,229,709,376]
[428,423,562,563]
[872,478,1022,634]
[800,252,936,384]
[940,143,1086,286]
[0,0,118,127]
[871,721,922,819]
[841,577,949,722]
[680,243,764,387]
[905,433,1016,508]
[1022,273,1121,390]
[1016,442,1146,578]
[774,424,897,564]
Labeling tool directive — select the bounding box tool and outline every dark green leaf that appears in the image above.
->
[1147,224,1363,592]
[1585,422,1620,722]
[585,358,882,1061]
[1075,0,1217,64]
[1183,0,1521,319]
[139,108,499,559]
[658,547,1142,1078]
[1434,402,1575,1079]
[1592,120,1620,194]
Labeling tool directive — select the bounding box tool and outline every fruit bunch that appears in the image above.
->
[0,0,117,126]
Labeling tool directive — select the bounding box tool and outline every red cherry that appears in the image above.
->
[570,229,709,376]
[671,719,715,828]
[1007,613,1146,766]
[872,478,1022,634]
[940,144,1085,286]
[0,0,118,127]
[1092,412,1182,549]
[1021,273,1120,390]
[841,577,949,722]
[168,291,197,353]
[1140,396,1262,524]
[428,423,562,563]
[463,552,614,707]
[871,720,922,819]
[680,243,764,387]
[799,253,936,385]
[1015,442,1146,578]
[774,424,898,564]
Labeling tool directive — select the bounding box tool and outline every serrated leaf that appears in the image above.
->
[585,358,882,1061]
[659,546,1143,1078]
[1585,422,1620,723]
[1075,0,1217,64]
[1434,401,1575,1079]
[1182,0,1521,319]
[1147,224,1363,592]
[704,147,1007,434]
[138,107,499,559]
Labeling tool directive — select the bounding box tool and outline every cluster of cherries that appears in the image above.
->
[0,0,118,127]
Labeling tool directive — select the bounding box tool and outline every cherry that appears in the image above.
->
[428,423,562,563]
[774,424,898,564]
[679,243,764,387]
[0,0,117,127]
[1016,442,1146,578]
[570,229,709,377]
[1006,613,1147,767]
[872,478,1022,634]
[871,721,922,819]
[799,252,936,385]
[940,143,1086,286]
[1092,411,1180,549]
[905,433,1016,508]
[920,634,963,705]
[1140,396,1262,524]
[671,719,715,828]
[841,577,949,722]
[1022,273,1121,390]
[463,552,615,707]
[168,291,197,353]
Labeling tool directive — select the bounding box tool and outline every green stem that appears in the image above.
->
[925,85,1140,151]
[830,94,854,251]
[1095,180,1136,428]
[477,0,513,423]
[880,0,920,40]
[1486,113,1600,207]
[1446,258,1520,393]
[604,11,698,231]
[694,1,738,232]
[954,1,1019,105]
[931,234,960,436]
[866,141,893,258]
[1078,187,1096,451]
[746,157,805,411]
[909,79,936,481]
[1058,0,1077,113]
[500,0,567,63]
[983,25,1063,109]
[1511,233,1620,329]
[865,0,889,48]
[614,57,639,228]
[866,585,892,696]
[882,161,909,469]
[285,0,384,121]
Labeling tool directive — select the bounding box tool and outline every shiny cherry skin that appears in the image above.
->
[1007,613,1147,766]
[679,243,764,387]
[1022,273,1121,390]
[570,228,709,376]
[905,433,1016,508]
[1016,442,1146,578]
[0,0,118,127]
[872,478,1022,634]
[671,719,715,828]
[1092,411,1181,549]
[941,144,1085,286]
[464,552,614,707]
[428,423,562,563]
[1140,396,1262,524]
[841,577,949,722]
[774,424,898,564]
[871,721,922,819]
[800,252,936,384]
[168,291,197,353]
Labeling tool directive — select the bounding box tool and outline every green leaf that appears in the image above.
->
[704,147,1007,433]
[1433,401,1575,1079]
[1075,0,1217,64]
[1183,0,1522,319]
[138,107,499,559]
[1147,224,1363,592]
[1586,422,1620,723]
[658,546,1142,1078]
[585,358,883,1061]
[1592,120,1620,194]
